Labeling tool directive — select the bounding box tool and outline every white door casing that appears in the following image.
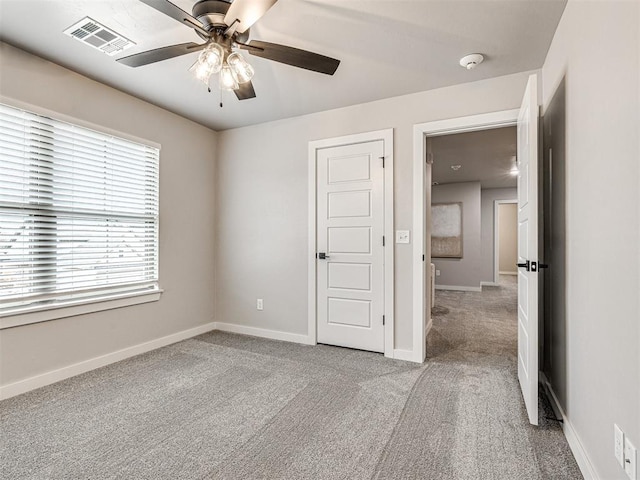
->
[316,140,385,352]
[308,129,394,357]
[412,109,520,363]
[517,74,540,426]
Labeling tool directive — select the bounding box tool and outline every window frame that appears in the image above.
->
[0,97,162,329]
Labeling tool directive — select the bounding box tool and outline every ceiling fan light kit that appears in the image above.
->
[220,64,240,90]
[116,0,341,102]
[189,42,223,83]
[227,52,254,83]
[199,43,224,72]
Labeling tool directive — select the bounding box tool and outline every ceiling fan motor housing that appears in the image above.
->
[192,0,249,43]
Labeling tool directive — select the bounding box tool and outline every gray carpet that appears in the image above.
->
[1,276,582,479]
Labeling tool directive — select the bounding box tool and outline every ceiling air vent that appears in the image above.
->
[63,17,135,56]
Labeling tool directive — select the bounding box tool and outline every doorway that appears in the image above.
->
[413,74,541,425]
[427,127,518,292]
[308,129,395,356]
[495,200,519,281]
[412,109,521,363]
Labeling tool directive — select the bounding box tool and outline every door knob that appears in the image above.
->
[318,252,330,260]
[517,260,530,271]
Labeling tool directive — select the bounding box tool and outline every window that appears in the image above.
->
[0,103,159,315]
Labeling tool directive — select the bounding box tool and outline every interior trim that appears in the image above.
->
[413,109,520,363]
[541,373,599,480]
[213,322,313,345]
[494,198,519,284]
[392,349,414,362]
[308,129,395,358]
[434,285,482,292]
[0,289,162,330]
[0,321,216,400]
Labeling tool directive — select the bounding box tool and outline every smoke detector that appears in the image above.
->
[459,53,484,70]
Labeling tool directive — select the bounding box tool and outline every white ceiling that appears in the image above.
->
[430,126,517,189]
[0,0,566,131]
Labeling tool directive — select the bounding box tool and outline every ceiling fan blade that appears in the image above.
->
[234,81,257,100]
[139,0,209,36]
[224,0,278,34]
[242,41,340,75]
[117,42,207,67]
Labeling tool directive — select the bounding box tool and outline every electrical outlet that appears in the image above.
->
[616,424,625,467]
[624,437,637,479]
[436,270,441,277]
[256,299,263,311]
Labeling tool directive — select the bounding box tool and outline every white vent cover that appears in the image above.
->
[64,17,135,56]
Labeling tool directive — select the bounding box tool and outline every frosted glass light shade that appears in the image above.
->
[198,43,224,73]
[189,60,213,84]
[220,64,239,90]
[227,52,254,84]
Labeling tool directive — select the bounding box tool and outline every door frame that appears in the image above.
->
[494,199,519,282]
[308,129,395,357]
[412,109,520,363]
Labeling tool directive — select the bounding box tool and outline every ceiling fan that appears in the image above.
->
[117,0,341,101]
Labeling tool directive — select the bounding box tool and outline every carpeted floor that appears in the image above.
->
[1,276,582,479]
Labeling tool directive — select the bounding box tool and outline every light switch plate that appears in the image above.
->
[616,424,625,467]
[396,230,410,244]
[625,437,637,479]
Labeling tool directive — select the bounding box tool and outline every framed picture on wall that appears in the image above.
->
[431,202,463,258]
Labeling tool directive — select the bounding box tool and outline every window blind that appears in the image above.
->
[0,103,159,313]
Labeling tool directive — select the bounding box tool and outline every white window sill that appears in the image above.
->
[0,289,163,330]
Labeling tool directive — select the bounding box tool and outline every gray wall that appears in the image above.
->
[541,1,639,478]
[0,43,218,387]
[498,204,518,273]
[215,71,534,351]
[480,188,517,283]
[431,182,482,289]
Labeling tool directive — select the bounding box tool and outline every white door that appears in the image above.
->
[517,74,540,425]
[316,140,385,352]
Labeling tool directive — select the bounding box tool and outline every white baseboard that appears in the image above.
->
[213,322,314,345]
[541,374,598,480]
[2,319,419,400]
[0,321,217,401]
[392,349,414,362]
[390,318,431,363]
[425,317,433,336]
[499,271,518,275]
[480,281,499,287]
[435,285,482,292]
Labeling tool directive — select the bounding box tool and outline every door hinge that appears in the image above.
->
[380,156,385,168]
[422,254,425,261]
[383,315,385,326]
[383,235,385,246]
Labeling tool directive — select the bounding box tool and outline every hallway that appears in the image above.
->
[429,276,519,360]
[422,276,582,478]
